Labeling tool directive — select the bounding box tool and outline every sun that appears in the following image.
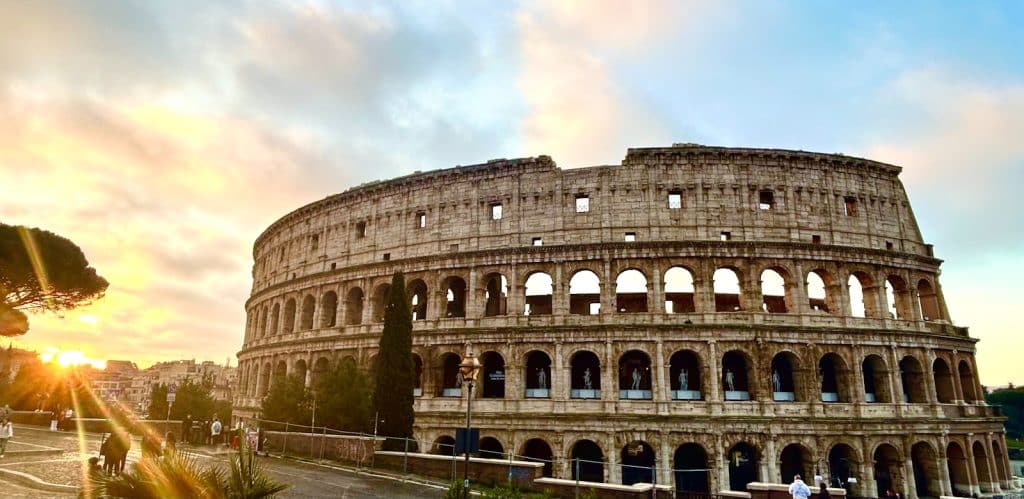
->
[39,348,106,369]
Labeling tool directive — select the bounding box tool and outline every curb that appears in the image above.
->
[0,467,78,494]
[271,454,449,491]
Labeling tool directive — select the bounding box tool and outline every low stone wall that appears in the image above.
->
[747,482,846,499]
[374,451,544,489]
[262,431,381,465]
[533,477,674,498]
[9,411,54,427]
[66,418,182,437]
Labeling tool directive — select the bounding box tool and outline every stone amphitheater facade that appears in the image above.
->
[233,144,1016,498]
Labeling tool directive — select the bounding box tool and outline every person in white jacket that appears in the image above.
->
[789,474,811,499]
[0,418,13,457]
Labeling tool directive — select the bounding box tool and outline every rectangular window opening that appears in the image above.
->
[886,241,894,250]
[490,203,503,220]
[417,212,426,228]
[844,197,859,217]
[575,195,590,213]
[720,231,731,241]
[310,234,319,251]
[624,232,636,242]
[758,190,775,210]
[668,191,682,209]
[356,221,367,238]
[330,262,336,270]
[382,253,391,261]
[532,237,543,246]
[812,235,821,245]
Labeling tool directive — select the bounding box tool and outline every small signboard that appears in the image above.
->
[488,370,505,381]
[167,392,176,403]
[455,428,479,454]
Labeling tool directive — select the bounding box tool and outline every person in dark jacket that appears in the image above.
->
[819,483,830,499]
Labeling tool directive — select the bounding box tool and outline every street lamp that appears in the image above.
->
[458,352,482,497]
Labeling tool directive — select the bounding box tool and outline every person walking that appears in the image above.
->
[0,418,13,457]
[210,417,222,446]
[99,434,113,474]
[789,474,811,499]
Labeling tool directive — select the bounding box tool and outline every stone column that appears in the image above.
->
[923,350,938,405]
[467,268,480,318]
[600,259,614,316]
[651,262,664,314]
[851,345,866,404]
[608,433,621,484]
[938,455,952,496]
[508,265,522,317]
[602,340,615,401]
[765,437,778,483]
[655,340,667,403]
[985,436,1002,492]
[554,342,567,400]
[742,272,762,312]
[553,263,569,317]
[708,341,721,405]
[835,280,852,317]
[658,434,672,488]
[791,261,809,314]
[965,437,981,496]
[903,455,919,499]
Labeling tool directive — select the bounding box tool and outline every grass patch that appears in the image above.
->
[1006,437,1024,449]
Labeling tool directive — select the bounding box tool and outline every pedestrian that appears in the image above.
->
[0,417,13,457]
[182,415,192,445]
[115,429,131,474]
[100,434,113,474]
[210,416,222,446]
[789,474,811,499]
[818,483,830,499]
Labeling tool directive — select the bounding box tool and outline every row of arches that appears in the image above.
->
[425,435,1012,497]
[244,264,947,341]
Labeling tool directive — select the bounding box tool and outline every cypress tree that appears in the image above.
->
[373,272,415,450]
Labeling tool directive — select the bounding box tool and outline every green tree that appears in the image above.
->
[147,383,169,420]
[0,223,109,336]
[169,375,216,421]
[315,360,372,432]
[259,374,311,426]
[372,272,415,450]
[987,386,1024,439]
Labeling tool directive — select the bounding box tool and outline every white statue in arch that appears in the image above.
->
[583,368,593,390]
[725,369,735,391]
[538,368,547,390]
[678,368,688,391]
[631,368,642,390]
[772,369,782,392]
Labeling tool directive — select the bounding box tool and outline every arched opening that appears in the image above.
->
[728,442,759,491]
[873,443,902,498]
[569,270,602,315]
[806,270,834,314]
[320,291,338,327]
[479,437,504,459]
[293,359,308,387]
[523,272,553,316]
[270,303,280,334]
[932,358,954,403]
[674,443,709,493]
[615,269,648,313]
[483,273,508,317]
[664,266,696,314]
[274,360,287,381]
[521,439,553,477]
[300,294,315,330]
[819,353,849,403]
[412,354,423,396]
[917,279,942,321]
[345,287,364,325]
[372,283,390,323]
[828,444,859,492]
[480,351,505,399]
[621,441,655,485]
[618,350,652,399]
[885,276,912,320]
[524,351,551,398]
[779,443,814,483]
[443,276,467,318]
[848,273,868,318]
[911,441,941,499]
[432,435,456,455]
[771,352,799,402]
[259,362,271,397]
[761,269,788,313]
[438,353,462,397]
[972,441,993,493]
[722,351,752,401]
[862,355,891,403]
[571,440,605,483]
[570,351,601,399]
[992,439,1009,484]
[946,442,971,497]
[670,350,702,400]
[958,361,979,402]
[408,279,428,321]
[312,357,330,388]
[899,356,926,403]
[283,298,296,333]
[259,307,268,337]
[714,268,742,312]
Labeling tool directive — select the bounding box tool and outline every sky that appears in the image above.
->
[0,1,1021,384]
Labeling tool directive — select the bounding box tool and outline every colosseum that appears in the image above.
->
[234,144,1017,497]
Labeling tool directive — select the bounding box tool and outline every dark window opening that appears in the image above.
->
[330,262,336,270]
[382,253,390,261]
[720,231,731,241]
[844,197,859,217]
[886,241,894,250]
[356,221,367,238]
[758,190,774,210]
[416,211,426,228]
[812,235,821,245]
[310,234,319,251]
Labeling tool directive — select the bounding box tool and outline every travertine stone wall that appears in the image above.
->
[234,145,1012,498]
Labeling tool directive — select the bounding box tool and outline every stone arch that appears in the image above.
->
[932,358,955,403]
[670,350,702,400]
[274,360,287,380]
[479,436,504,459]
[320,291,338,328]
[523,271,553,316]
[664,266,696,313]
[958,360,979,402]
[911,441,941,498]
[270,302,281,334]
[972,440,993,493]
[412,353,423,396]
[442,275,467,318]
[621,440,655,485]
[779,443,814,483]
[437,352,462,397]
[408,278,428,321]
[714,267,743,312]
[806,269,836,314]
[571,439,605,483]
[899,355,927,403]
[862,354,892,403]
[432,435,456,455]
[618,350,652,399]
[570,350,601,399]
[885,275,912,320]
[727,441,759,491]
[722,350,753,400]
[819,352,851,403]
[520,438,554,477]
[991,439,1009,484]
[873,443,904,498]
[372,282,390,322]
[674,442,710,493]
[259,307,269,337]
[312,357,330,387]
[917,279,942,321]
[283,298,296,333]
[293,359,308,387]
[480,351,505,399]
[483,272,508,317]
[300,294,315,330]
[569,269,602,315]
[827,442,860,491]
[946,441,971,497]
[847,271,873,318]
[760,267,789,313]
[524,350,552,398]
[615,269,648,313]
[770,351,800,401]
[259,362,271,397]
[344,286,364,325]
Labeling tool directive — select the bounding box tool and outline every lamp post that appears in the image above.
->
[459,352,482,498]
